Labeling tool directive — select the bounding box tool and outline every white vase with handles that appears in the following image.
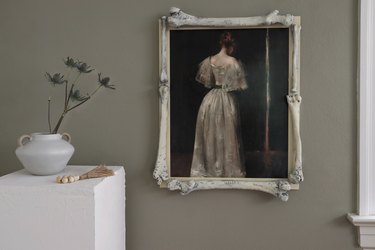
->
[15,133,75,176]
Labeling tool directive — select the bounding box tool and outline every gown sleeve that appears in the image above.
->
[231,60,248,91]
[195,57,214,88]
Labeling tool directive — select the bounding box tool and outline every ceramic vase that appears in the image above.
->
[15,133,75,176]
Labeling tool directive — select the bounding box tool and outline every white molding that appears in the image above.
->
[357,0,375,215]
[348,214,375,249]
[358,0,375,216]
[348,0,375,249]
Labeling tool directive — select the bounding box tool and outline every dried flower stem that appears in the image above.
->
[48,97,52,133]
[66,97,90,112]
[66,73,81,108]
[52,72,82,134]
[64,82,68,107]
[65,85,102,112]
[52,112,66,134]
[90,85,102,96]
[64,69,71,108]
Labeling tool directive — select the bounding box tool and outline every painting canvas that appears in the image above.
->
[170,28,289,179]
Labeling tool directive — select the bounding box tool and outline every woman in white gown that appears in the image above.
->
[190,32,248,178]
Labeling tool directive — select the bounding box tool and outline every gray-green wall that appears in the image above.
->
[0,0,358,249]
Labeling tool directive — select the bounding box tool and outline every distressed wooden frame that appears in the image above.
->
[153,8,302,201]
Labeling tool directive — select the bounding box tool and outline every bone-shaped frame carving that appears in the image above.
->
[153,8,302,201]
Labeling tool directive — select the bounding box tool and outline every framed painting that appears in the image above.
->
[153,8,302,201]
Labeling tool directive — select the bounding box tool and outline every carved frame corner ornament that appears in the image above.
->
[153,8,302,201]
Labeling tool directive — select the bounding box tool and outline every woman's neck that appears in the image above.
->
[218,47,228,56]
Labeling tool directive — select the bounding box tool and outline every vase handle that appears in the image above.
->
[62,133,71,143]
[18,135,31,146]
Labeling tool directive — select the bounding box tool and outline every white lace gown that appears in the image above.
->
[190,57,248,177]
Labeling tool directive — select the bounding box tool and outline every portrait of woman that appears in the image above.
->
[190,32,248,178]
[169,28,289,179]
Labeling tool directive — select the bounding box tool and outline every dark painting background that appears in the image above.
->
[170,28,289,178]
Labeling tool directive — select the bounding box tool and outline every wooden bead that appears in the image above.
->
[61,176,68,184]
[68,176,75,183]
[56,176,62,183]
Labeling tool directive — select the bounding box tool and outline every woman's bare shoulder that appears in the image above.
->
[211,55,238,66]
[228,56,239,64]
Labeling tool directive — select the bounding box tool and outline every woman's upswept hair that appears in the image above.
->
[220,31,235,49]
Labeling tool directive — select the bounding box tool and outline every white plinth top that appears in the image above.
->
[0,165,124,191]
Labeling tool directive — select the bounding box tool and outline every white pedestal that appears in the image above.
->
[0,165,126,250]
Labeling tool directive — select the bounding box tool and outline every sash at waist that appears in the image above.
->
[213,85,224,89]
[213,84,229,89]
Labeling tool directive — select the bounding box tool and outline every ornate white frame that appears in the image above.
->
[153,8,302,201]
